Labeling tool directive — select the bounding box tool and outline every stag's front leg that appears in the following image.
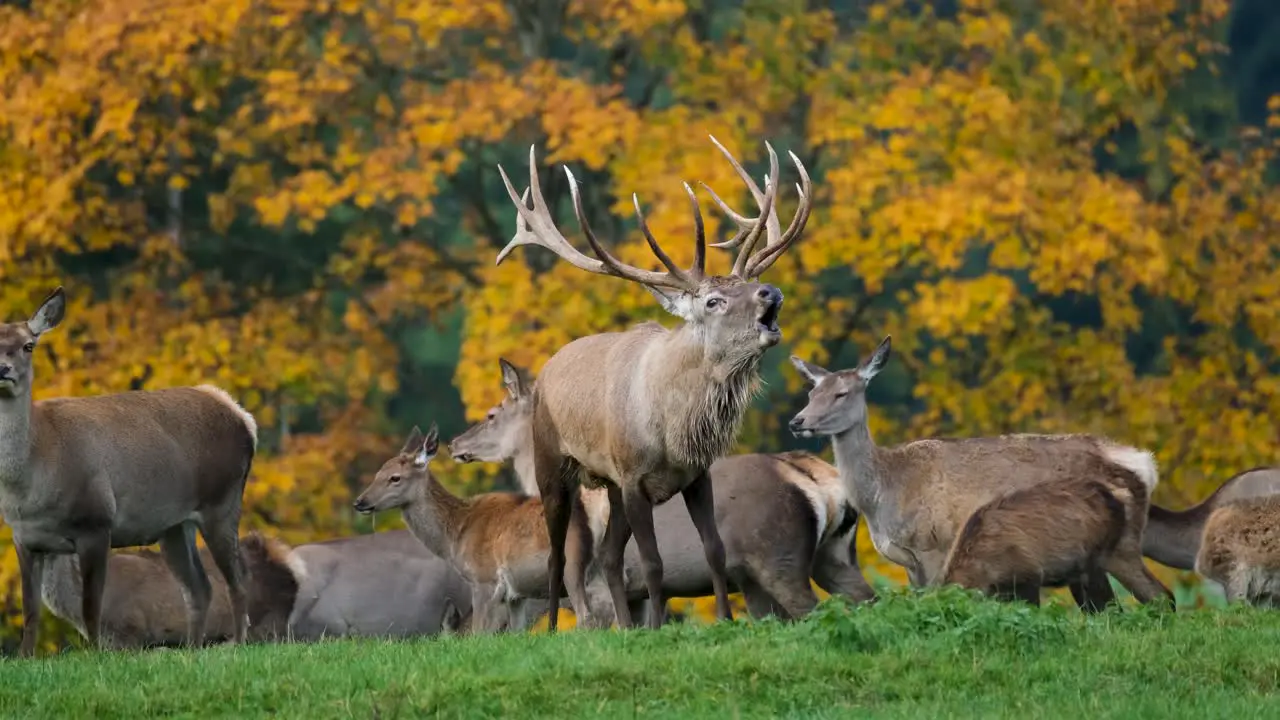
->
[622,484,666,629]
[597,483,635,628]
[16,544,45,658]
[682,472,734,622]
[76,531,111,650]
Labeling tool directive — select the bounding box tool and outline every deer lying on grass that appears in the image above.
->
[937,476,1171,606]
[354,426,584,632]
[1143,467,1280,571]
[0,288,258,655]
[1194,495,1280,606]
[788,336,1169,609]
[40,533,302,649]
[496,138,811,628]
[448,358,874,626]
[287,530,476,639]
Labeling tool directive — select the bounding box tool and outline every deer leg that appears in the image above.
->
[598,483,635,629]
[737,575,786,618]
[160,523,212,647]
[562,499,597,629]
[75,531,111,650]
[200,511,248,643]
[1068,568,1117,613]
[539,474,573,633]
[681,472,733,623]
[1103,554,1173,607]
[621,485,666,629]
[16,545,45,658]
[813,544,876,603]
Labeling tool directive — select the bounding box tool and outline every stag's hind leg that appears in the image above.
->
[200,507,248,643]
[160,522,213,647]
[681,472,734,623]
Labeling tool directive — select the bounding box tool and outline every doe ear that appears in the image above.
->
[857,336,892,382]
[400,425,425,455]
[498,358,529,400]
[27,286,66,336]
[644,286,694,321]
[415,423,440,467]
[789,355,830,386]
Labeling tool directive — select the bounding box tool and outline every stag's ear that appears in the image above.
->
[415,423,439,467]
[27,286,66,336]
[645,286,694,321]
[857,336,891,382]
[401,425,425,455]
[498,358,529,400]
[789,355,830,386]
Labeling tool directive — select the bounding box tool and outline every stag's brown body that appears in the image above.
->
[495,138,812,628]
[0,288,258,656]
[938,474,1167,606]
[789,337,1169,610]
[1144,467,1280,571]
[355,425,588,632]
[41,533,302,649]
[1196,495,1280,606]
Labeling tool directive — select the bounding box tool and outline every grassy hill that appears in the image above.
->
[3,588,1279,719]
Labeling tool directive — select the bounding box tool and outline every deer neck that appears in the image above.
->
[651,326,761,470]
[1142,503,1209,571]
[510,423,538,496]
[0,392,34,495]
[401,476,470,562]
[830,418,885,517]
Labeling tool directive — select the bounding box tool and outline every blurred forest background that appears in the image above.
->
[1,0,1279,642]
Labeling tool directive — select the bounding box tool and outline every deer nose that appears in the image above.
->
[788,416,804,431]
[353,498,372,513]
[0,364,12,379]
[756,285,782,304]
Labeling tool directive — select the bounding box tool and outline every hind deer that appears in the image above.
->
[449,358,874,625]
[788,335,1168,610]
[937,476,1171,606]
[1195,494,1280,606]
[495,138,811,628]
[0,288,258,656]
[40,533,303,649]
[1143,467,1280,571]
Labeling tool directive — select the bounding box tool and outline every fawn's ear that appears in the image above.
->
[415,423,439,467]
[789,355,830,386]
[401,425,425,455]
[28,287,66,336]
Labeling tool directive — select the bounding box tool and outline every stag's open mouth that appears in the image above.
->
[756,300,781,333]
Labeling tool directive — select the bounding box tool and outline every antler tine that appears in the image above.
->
[683,182,706,280]
[745,150,813,278]
[495,146,608,274]
[703,136,784,252]
[564,168,692,291]
[631,194,694,287]
[729,143,779,278]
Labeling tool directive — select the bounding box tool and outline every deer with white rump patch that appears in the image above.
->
[788,335,1168,609]
[495,137,811,628]
[0,287,258,656]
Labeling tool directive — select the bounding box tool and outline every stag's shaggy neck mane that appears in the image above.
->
[654,323,762,471]
[401,475,471,560]
[0,393,35,494]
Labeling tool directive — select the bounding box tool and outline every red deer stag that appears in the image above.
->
[1143,467,1280,571]
[0,288,258,656]
[788,336,1169,609]
[448,358,874,625]
[937,476,1171,606]
[495,138,811,628]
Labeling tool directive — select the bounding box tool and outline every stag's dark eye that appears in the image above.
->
[21,342,34,353]
[705,297,724,310]
[389,475,402,484]
[487,411,496,421]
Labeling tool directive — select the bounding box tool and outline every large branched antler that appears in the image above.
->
[494,137,811,288]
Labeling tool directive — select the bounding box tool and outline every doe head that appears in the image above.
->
[788,336,891,438]
[0,287,65,400]
[354,423,438,514]
[450,358,534,465]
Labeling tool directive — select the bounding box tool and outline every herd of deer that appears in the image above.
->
[4,138,1280,658]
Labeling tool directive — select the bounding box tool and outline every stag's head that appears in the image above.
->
[450,359,533,465]
[495,137,813,363]
[354,424,438,513]
[788,336,892,437]
[0,287,64,400]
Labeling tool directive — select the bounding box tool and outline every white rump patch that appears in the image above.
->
[195,384,259,449]
[1101,444,1159,492]
[780,463,847,544]
[280,546,309,585]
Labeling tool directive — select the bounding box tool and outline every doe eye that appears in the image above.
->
[389,475,402,484]
[705,297,723,310]
[21,342,34,353]
[834,391,849,399]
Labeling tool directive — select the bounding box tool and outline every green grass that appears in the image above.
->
[4,588,1280,719]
